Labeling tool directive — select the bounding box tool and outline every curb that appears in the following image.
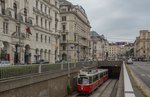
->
[126,65,150,97]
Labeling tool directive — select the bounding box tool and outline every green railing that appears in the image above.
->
[0,61,96,80]
[0,65,39,79]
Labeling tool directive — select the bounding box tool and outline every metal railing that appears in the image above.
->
[0,61,96,80]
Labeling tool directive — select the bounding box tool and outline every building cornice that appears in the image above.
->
[0,14,33,27]
[33,25,59,36]
[60,11,91,28]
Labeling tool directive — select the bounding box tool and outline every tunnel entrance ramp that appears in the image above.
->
[97,61,122,79]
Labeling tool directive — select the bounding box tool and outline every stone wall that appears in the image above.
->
[0,69,79,97]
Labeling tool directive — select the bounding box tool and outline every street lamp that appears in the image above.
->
[0,41,4,61]
[14,8,25,64]
[15,8,31,64]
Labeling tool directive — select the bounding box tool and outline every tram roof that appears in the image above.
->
[79,69,108,77]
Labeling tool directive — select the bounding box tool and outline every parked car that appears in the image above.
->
[127,58,133,64]
[0,61,11,66]
[36,59,49,64]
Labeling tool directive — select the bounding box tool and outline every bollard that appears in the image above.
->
[61,62,63,70]
[38,64,41,73]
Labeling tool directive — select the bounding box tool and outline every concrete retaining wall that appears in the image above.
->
[0,69,79,97]
[116,64,124,97]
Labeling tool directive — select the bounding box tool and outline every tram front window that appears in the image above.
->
[78,77,89,84]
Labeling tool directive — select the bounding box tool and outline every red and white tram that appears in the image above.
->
[77,69,108,94]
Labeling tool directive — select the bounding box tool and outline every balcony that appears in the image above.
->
[60,30,68,34]
[43,0,50,4]
[68,40,78,44]
[60,40,78,45]
[60,39,67,44]
[79,39,89,47]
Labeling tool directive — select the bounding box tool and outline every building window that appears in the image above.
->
[74,35,76,41]
[1,0,5,15]
[16,25,20,37]
[41,18,43,27]
[24,8,27,22]
[55,23,57,31]
[62,24,66,31]
[36,0,38,8]
[61,8,67,12]
[45,35,47,43]
[36,15,38,25]
[26,33,30,38]
[49,37,50,43]
[45,20,47,29]
[62,16,66,21]
[55,12,57,19]
[3,22,8,34]
[41,3,43,11]
[49,21,51,30]
[13,2,17,19]
[62,35,66,41]
[55,1,57,7]
[49,8,50,15]
[41,34,43,42]
[63,46,66,50]
[45,6,47,13]
[36,33,38,41]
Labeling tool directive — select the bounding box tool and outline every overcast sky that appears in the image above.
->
[68,0,150,42]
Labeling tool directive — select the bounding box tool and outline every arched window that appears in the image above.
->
[24,0,28,22]
[13,2,17,19]
[24,8,27,22]
[62,53,67,61]
[1,0,5,15]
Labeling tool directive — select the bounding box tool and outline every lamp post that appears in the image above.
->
[0,41,4,61]
[66,33,71,94]
[15,8,25,64]
[15,7,32,64]
[77,36,80,62]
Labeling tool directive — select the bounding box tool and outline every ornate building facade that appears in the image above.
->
[90,31,108,61]
[0,0,60,64]
[59,0,91,62]
[108,43,121,60]
[134,30,150,60]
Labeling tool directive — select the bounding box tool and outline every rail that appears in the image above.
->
[123,62,136,97]
[0,61,96,80]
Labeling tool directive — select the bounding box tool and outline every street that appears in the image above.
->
[128,62,150,88]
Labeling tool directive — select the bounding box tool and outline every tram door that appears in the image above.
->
[72,76,77,91]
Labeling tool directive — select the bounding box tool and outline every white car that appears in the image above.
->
[0,61,11,66]
[127,58,133,64]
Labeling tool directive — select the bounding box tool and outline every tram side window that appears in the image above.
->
[78,77,89,84]
[98,74,100,79]
[96,74,98,80]
[93,75,98,82]
[100,73,103,78]
[103,72,105,76]
[89,76,92,84]
[106,71,108,75]
[104,71,107,75]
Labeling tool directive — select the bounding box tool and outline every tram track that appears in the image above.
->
[99,79,118,97]
[69,79,118,97]
[89,79,112,97]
